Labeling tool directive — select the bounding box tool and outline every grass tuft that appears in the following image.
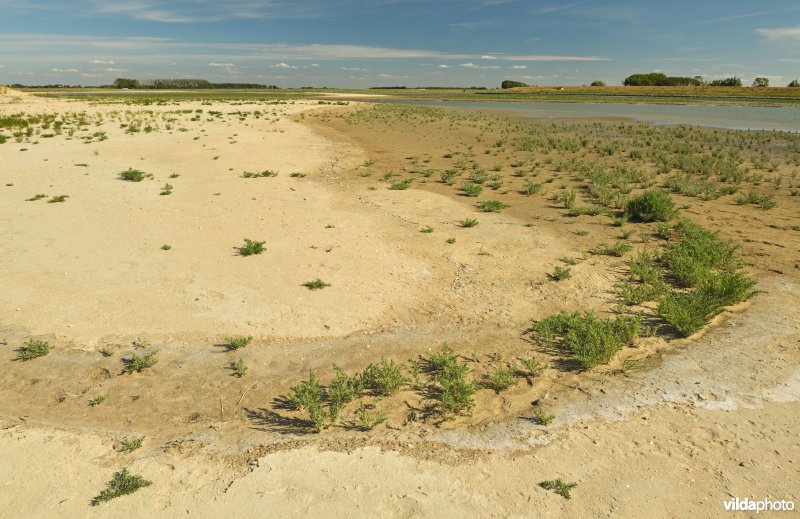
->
[91,468,152,506]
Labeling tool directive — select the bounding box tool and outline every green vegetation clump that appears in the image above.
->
[535,312,639,369]
[226,335,252,350]
[242,170,278,178]
[119,437,144,453]
[122,350,158,374]
[238,239,266,256]
[303,278,331,290]
[477,199,509,212]
[91,468,152,506]
[118,168,153,182]
[457,217,479,228]
[16,339,52,361]
[625,189,676,222]
[361,357,408,396]
[287,371,326,432]
[539,479,578,500]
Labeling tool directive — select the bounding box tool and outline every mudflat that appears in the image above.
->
[1,89,798,518]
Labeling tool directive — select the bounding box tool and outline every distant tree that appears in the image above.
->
[789,80,800,88]
[501,80,528,89]
[590,80,606,86]
[693,76,707,86]
[113,78,140,89]
[623,72,700,86]
[752,77,769,88]
[709,77,742,87]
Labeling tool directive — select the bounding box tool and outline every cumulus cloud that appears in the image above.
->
[271,62,298,69]
[438,64,451,68]
[50,67,79,73]
[481,55,498,60]
[89,59,115,64]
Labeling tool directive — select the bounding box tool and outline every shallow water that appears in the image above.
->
[386,100,800,132]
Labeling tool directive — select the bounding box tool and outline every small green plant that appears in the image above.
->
[303,278,331,290]
[460,182,483,197]
[446,237,456,244]
[357,402,387,431]
[419,226,434,233]
[168,173,180,178]
[91,468,152,506]
[99,347,114,357]
[242,170,278,178]
[617,356,640,375]
[521,182,542,196]
[289,172,306,178]
[119,168,152,182]
[159,183,173,195]
[16,339,52,361]
[477,199,509,212]
[287,371,326,432]
[361,357,408,396]
[89,395,106,407]
[122,350,159,374]
[592,241,632,257]
[555,188,577,209]
[160,244,171,251]
[484,366,518,393]
[119,437,144,453]
[230,358,248,377]
[539,479,578,500]
[625,189,676,222]
[390,179,412,190]
[26,193,47,201]
[47,195,68,203]
[457,217,479,228]
[238,239,266,256]
[517,356,546,378]
[327,365,360,421]
[549,265,572,281]
[532,404,555,426]
[226,335,252,351]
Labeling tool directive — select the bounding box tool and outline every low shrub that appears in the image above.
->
[625,189,676,222]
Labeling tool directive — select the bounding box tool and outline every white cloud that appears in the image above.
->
[208,62,235,67]
[340,66,368,71]
[460,63,500,69]
[271,62,298,69]
[481,55,498,60]
[89,59,115,64]
[438,64,451,68]
[757,26,800,40]
[50,67,80,73]
[510,65,527,69]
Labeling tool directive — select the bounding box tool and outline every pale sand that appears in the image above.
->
[1,89,798,518]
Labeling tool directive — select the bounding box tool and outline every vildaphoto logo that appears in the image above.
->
[723,497,796,513]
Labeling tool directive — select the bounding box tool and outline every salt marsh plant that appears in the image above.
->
[327,365,360,421]
[303,278,331,290]
[238,239,266,256]
[230,358,248,377]
[539,479,578,500]
[517,357,547,378]
[16,339,52,361]
[89,395,106,407]
[549,266,572,281]
[225,335,252,351]
[457,218,479,228]
[122,350,159,374]
[592,241,632,257]
[460,182,483,197]
[484,366,518,393]
[119,437,144,453]
[531,404,556,426]
[159,183,173,195]
[535,312,640,369]
[242,170,278,178]
[288,371,326,432]
[47,195,68,203]
[91,468,152,506]
[361,357,408,396]
[357,403,388,431]
[477,200,509,212]
[625,189,676,222]
[119,168,153,182]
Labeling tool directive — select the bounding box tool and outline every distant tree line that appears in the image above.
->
[708,77,743,87]
[113,78,278,89]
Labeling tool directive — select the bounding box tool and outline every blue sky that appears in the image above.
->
[1,0,799,87]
